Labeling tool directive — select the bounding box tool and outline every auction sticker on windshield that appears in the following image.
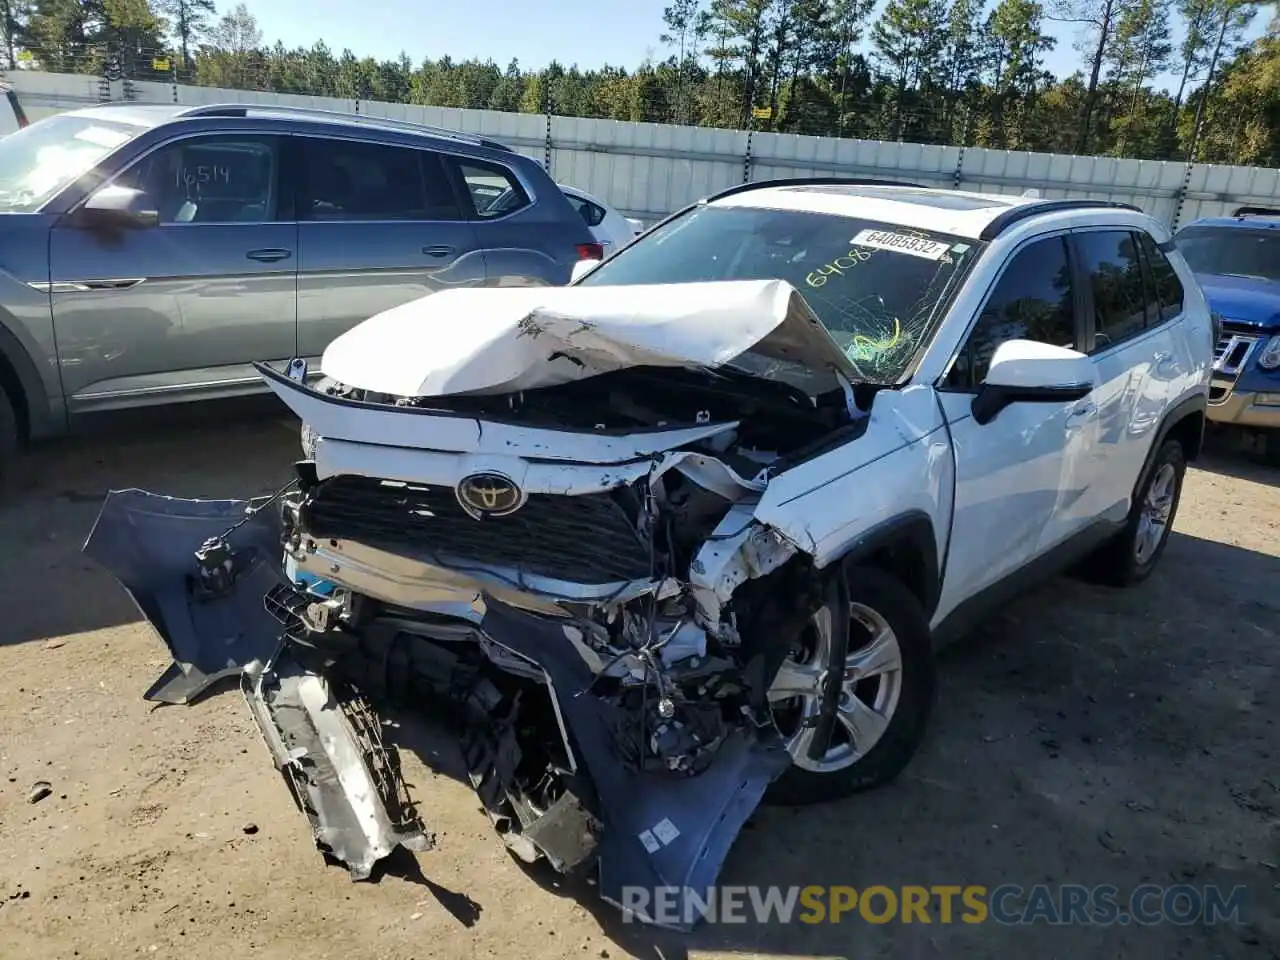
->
[852,229,950,260]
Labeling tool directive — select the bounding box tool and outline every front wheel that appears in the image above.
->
[765,566,936,806]
[0,387,18,485]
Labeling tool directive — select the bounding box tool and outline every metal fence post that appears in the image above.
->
[743,126,753,183]
[543,79,554,175]
[1173,158,1195,231]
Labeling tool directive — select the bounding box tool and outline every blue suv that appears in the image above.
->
[0,103,600,477]
[1176,209,1280,458]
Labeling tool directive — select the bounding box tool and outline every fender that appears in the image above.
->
[1131,392,1207,505]
[0,319,59,440]
[835,510,941,619]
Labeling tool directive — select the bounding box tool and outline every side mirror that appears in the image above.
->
[570,258,601,284]
[74,185,160,229]
[972,339,1093,425]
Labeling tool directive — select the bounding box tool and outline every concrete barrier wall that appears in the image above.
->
[9,69,1276,229]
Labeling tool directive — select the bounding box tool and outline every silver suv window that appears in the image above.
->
[0,114,140,212]
[298,137,461,222]
[577,203,981,384]
[458,160,530,219]
[116,134,281,223]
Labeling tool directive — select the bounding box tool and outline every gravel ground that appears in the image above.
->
[0,402,1277,960]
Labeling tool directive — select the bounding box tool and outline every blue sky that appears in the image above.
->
[248,0,1270,94]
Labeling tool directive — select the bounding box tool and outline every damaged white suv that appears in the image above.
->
[87,178,1212,928]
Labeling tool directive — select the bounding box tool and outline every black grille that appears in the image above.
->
[301,476,652,585]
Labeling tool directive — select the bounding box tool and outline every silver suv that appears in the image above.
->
[0,103,600,475]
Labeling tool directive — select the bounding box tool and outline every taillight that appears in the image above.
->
[576,242,604,261]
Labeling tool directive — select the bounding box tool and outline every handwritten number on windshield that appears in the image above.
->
[806,247,874,288]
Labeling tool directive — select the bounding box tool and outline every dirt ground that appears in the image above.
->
[0,400,1277,960]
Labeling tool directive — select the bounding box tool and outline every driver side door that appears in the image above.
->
[48,132,297,411]
[933,234,1103,624]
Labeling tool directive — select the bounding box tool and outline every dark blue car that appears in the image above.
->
[1175,210,1280,458]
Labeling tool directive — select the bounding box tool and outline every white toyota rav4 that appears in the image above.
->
[88,179,1213,927]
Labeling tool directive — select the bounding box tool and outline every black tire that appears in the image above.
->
[1261,430,1280,468]
[1087,439,1186,587]
[765,566,936,806]
[0,386,18,485]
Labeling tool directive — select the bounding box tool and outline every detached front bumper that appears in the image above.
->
[83,488,789,931]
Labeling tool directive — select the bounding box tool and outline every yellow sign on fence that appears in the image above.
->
[152,57,170,71]
[752,106,772,120]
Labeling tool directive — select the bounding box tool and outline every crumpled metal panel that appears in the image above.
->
[477,598,790,931]
[82,489,288,704]
[243,653,432,878]
[84,489,431,881]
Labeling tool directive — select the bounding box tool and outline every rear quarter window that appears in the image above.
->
[455,159,530,219]
[1137,232,1184,322]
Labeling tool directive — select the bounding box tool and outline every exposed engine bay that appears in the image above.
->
[83,279,892,930]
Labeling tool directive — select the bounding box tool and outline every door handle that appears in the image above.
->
[246,248,292,263]
[1066,401,1098,427]
[422,245,454,258]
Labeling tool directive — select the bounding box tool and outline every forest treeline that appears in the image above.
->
[3,0,1279,164]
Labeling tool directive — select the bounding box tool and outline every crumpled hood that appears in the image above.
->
[320,279,859,397]
[1196,273,1280,330]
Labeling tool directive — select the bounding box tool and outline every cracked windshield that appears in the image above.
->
[578,203,979,383]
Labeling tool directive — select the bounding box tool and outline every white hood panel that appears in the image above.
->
[320,279,857,398]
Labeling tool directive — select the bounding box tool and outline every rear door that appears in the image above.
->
[1070,228,1184,523]
[49,132,297,409]
[294,135,485,361]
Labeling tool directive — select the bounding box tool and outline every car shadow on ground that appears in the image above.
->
[1196,426,1279,484]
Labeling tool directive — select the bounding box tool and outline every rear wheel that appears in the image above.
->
[1088,439,1186,587]
[765,566,935,806]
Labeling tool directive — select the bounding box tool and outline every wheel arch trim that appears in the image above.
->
[0,319,58,440]
[1131,392,1206,507]
[831,510,941,619]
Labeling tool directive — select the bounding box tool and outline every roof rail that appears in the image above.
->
[978,199,1143,241]
[1232,205,1280,218]
[177,103,512,152]
[706,176,927,204]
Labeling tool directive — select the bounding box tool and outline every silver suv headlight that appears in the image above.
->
[1257,335,1280,370]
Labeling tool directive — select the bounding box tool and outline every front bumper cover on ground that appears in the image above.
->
[83,489,789,930]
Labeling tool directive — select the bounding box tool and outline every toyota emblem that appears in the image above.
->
[456,472,525,519]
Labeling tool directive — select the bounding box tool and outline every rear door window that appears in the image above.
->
[297,137,460,221]
[946,235,1077,389]
[1075,230,1148,352]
